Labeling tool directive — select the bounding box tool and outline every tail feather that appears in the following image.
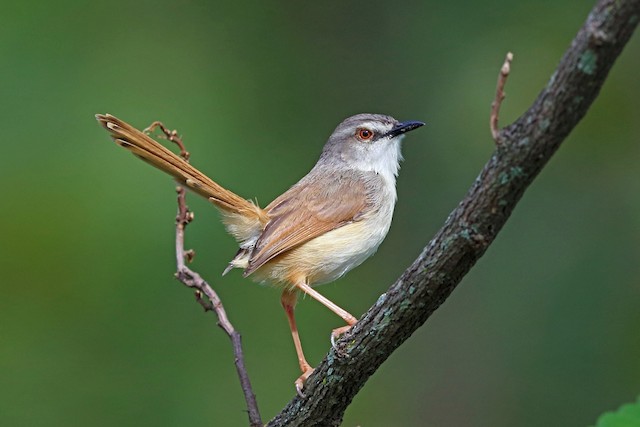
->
[96,114,268,242]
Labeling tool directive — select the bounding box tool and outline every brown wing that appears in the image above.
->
[243,170,370,276]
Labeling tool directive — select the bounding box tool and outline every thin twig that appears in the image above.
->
[144,121,190,160]
[490,51,514,142]
[150,122,262,427]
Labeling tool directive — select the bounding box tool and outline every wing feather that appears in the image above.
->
[243,170,370,276]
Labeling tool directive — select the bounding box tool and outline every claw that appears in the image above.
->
[330,325,353,356]
[294,366,315,397]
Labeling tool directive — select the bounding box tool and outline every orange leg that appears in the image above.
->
[294,281,358,344]
[281,290,314,395]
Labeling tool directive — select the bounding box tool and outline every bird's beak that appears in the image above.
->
[385,120,425,138]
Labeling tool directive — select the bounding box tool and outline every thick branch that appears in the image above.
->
[268,0,639,425]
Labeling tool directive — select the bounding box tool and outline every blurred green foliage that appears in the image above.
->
[0,1,638,426]
[593,397,640,427]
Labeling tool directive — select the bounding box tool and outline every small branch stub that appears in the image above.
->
[490,51,514,142]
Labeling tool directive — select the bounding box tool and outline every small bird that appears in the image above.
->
[96,113,424,392]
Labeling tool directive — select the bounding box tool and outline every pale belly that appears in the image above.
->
[250,201,395,288]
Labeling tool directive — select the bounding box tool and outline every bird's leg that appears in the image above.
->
[281,290,314,396]
[294,281,358,347]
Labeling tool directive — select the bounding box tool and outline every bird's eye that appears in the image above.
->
[356,128,374,142]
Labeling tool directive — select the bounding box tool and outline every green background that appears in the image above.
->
[1,1,638,426]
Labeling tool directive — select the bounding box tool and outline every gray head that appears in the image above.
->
[320,113,424,181]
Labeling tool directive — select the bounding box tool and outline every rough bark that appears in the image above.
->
[267,0,639,425]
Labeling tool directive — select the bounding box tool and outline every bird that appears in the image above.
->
[96,112,424,393]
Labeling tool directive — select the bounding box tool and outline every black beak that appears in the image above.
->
[385,120,425,138]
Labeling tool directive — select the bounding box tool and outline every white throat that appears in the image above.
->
[350,138,403,194]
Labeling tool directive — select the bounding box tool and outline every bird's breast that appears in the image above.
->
[250,184,397,288]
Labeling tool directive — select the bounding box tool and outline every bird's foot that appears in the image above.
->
[295,365,315,398]
[330,324,354,357]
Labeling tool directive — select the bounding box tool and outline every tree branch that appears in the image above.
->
[174,188,262,427]
[145,123,263,427]
[267,0,639,425]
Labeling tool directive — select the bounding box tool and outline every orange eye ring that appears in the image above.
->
[356,128,374,141]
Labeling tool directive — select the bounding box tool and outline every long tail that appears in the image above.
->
[96,114,268,242]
